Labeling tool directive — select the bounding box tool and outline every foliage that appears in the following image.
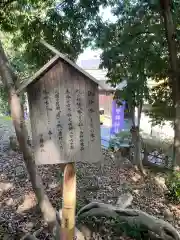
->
[0,0,176,124]
[0,86,9,114]
[0,77,25,115]
[95,1,163,100]
[0,0,109,75]
[0,0,179,125]
[109,130,132,151]
[144,81,174,125]
[89,0,180,125]
[0,0,109,112]
[166,171,180,203]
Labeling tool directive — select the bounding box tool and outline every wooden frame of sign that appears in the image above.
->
[17,41,103,240]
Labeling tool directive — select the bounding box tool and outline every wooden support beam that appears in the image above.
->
[61,163,76,240]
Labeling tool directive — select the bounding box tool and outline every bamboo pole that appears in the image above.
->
[61,163,76,240]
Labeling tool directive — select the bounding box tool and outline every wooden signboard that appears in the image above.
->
[17,41,104,239]
[27,57,102,165]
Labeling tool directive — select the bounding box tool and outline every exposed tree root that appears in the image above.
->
[20,201,180,240]
[77,201,180,240]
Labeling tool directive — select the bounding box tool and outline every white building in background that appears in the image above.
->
[77,49,112,89]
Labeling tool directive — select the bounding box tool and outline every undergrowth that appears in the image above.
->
[108,130,131,151]
[166,171,180,203]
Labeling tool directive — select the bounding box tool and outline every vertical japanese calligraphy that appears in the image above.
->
[55,90,61,111]
[66,89,74,150]
[39,134,45,152]
[110,100,125,135]
[48,130,53,139]
[33,87,41,101]
[43,89,52,112]
[43,89,50,126]
[88,90,95,142]
[76,89,84,151]
[55,89,63,149]
[27,136,31,147]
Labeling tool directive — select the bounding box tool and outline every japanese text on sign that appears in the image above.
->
[76,89,84,151]
[111,100,125,135]
[66,89,74,150]
[88,90,95,142]
[55,89,63,149]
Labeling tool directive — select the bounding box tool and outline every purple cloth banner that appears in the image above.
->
[110,100,125,135]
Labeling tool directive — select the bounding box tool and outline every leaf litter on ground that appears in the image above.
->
[0,148,180,239]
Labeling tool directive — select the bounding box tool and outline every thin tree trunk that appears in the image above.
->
[130,104,145,174]
[137,102,142,127]
[131,127,145,174]
[160,0,180,167]
[137,103,144,173]
[0,40,56,230]
[131,106,136,128]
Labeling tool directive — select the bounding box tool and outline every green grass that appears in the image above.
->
[0,116,29,123]
[2,116,12,121]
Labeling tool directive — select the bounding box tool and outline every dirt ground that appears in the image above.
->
[0,147,180,239]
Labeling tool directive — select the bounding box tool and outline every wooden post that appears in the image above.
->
[61,163,76,240]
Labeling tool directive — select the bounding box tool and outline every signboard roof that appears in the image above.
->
[17,41,104,94]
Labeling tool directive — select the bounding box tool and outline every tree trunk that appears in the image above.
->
[0,40,56,230]
[131,126,145,174]
[160,0,180,167]
[130,104,145,174]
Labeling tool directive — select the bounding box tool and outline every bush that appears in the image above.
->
[109,130,132,151]
[166,171,180,203]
